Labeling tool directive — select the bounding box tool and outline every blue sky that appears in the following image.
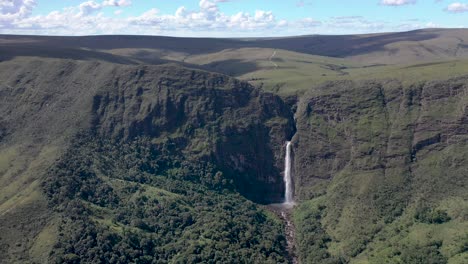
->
[1,0,468,36]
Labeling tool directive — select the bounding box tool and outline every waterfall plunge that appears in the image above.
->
[284,141,294,204]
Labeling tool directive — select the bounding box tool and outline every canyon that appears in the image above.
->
[0,31,467,263]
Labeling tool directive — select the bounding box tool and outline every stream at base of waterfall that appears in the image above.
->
[267,203,297,264]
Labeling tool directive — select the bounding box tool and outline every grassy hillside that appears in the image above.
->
[3,29,468,97]
[3,28,468,63]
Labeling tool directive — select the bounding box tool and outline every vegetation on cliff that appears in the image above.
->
[43,135,288,263]
[292,78,468,263]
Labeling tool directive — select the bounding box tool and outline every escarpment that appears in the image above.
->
[292,77,467,262]
[0,58,295,204]
[294,78,467,200]
[89,64,295,203]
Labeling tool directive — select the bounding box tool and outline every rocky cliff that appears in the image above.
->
[292,78,467,263]
[88,64,295,203]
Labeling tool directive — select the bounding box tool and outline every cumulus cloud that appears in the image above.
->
[200,0,218,12]
[127,8,161,26]
[0,0,36,22]
[446,2,468,12]
[0,0,445,36]
[0,0,35,15]
[380,0,416,6]
[78,1,101,16]
[77,0,130,17]
[127,0,285,32]
[2,0,291,35]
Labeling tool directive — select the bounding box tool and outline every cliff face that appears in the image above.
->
[293,78,467,262]
[0,59,295,205]
[89,65,295,203]
[295,77,467,199]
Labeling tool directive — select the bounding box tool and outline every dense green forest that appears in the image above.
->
[43,135,288,263]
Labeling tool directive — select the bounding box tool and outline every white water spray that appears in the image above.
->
[284,141,294,204]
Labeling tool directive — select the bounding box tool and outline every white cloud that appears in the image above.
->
[78,1,101,17]
[0,0,35,15]
[0,0,291,35]
[127,8,161,26]
[102,0,131,7]
[446,2,468,12]
[0,0,449,37]
[77,0,131,17]
[0,0,36,22]
[175,6,187,18]
[380,0,416,6]
[199,0,218,12]
[254,10,273,21]
[127,0,285,32]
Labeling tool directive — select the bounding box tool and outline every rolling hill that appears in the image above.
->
[3,28,468,96]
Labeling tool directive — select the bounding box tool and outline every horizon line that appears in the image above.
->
[1,27,466,40]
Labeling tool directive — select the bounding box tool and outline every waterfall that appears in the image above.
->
[267,141,296,262]
[284,141,294,204]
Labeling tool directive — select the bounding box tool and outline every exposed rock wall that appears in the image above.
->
[294,78,467,200]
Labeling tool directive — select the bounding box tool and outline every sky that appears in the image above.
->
[0,0,467,37]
